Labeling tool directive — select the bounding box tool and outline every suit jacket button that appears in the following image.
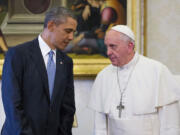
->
[49,108,52,112]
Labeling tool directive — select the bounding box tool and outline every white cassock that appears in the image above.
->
[88,52,180,135]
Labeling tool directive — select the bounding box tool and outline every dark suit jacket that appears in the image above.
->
[1,38,75,135]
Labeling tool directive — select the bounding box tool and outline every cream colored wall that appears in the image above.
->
[146,0,180,74]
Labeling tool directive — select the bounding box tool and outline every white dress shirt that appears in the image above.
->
[38,35,56,68]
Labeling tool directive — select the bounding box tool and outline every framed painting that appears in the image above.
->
[69,0,146,77]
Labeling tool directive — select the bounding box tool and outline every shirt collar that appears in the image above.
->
[113,52,139,70]
[38,35,56,57]
[123,52,138,69]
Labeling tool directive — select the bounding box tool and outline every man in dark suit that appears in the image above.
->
[1,6,77,135]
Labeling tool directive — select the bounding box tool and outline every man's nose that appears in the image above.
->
[68,32,74,40]
[107,48,112,56]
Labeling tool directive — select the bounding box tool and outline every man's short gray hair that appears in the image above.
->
[120,33,135,46]
[44,6,76,28]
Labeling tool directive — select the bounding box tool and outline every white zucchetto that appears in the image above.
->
[111,25,135,40]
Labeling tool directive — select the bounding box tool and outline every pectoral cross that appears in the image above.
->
[117,102,124,118]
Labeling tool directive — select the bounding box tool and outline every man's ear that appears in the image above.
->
[47,21,55,32]
[128,42,134,50]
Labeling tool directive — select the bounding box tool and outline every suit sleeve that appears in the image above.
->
[1,49,33,135]
[59,58,75,135]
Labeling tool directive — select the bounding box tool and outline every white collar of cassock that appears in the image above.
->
[114,52,139,70]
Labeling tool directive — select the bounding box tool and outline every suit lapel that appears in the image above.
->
[30,38,50,102]
[51,50,66,102]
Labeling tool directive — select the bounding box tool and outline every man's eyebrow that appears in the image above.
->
[109,44,117,46]
[64,28,76,32]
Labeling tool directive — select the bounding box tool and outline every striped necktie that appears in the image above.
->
[47,50,56,99]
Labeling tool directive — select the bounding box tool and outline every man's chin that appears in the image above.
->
[111,61,118,66]
[56,45,67,50]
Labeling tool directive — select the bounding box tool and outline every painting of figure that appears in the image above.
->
[64,0,127,57]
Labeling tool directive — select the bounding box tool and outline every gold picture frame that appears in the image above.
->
[73,0,145,77]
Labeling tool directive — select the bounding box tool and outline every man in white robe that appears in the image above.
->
[88,25,180,135]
